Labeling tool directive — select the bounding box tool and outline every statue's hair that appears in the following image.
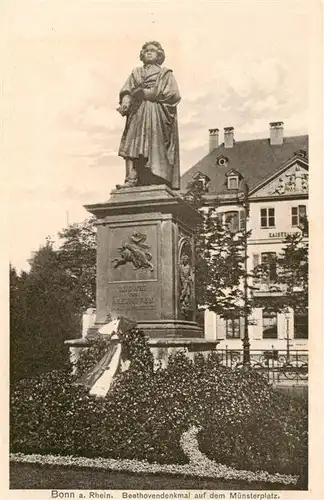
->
[140,41,165,65]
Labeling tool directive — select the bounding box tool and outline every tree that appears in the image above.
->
[57,217,97,312]
[10,240,80,380]
[183,177,253,320]
[10,265,28,381]
[10,219,98,381]
[275,217,308,315]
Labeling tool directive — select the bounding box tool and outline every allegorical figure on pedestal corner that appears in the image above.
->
[117,40,181,189]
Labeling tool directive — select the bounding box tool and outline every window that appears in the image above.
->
[217,155,229,167]
[294,314,308,339]
[261,252,277,283]
[227,176,239,190]
[262,310,278,339]
[260,208,275,228]
[226,318,241,338]
[192,172,211,193]
[223,210,245,233]
[291,205,307,226]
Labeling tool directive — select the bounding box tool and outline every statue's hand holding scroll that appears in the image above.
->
[117,94,132,116]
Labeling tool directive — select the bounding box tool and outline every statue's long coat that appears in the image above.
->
[118,64,181,189]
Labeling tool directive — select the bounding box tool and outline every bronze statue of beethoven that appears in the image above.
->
[117,41,181,189]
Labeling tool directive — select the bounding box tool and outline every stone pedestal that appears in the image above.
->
[85,185,203,340]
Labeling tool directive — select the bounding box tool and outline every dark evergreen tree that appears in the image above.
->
[10,218,97,381]
[10,241,78,380]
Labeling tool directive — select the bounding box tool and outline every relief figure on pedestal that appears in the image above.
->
[112,231,154,271]
[179,253,194,320]
[117,41,181,189]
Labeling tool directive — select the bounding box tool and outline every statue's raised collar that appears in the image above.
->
[143,63,160,69]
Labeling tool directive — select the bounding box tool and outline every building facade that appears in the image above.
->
[181,122,308,351]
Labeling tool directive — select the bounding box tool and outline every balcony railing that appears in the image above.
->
[215,348,308,385]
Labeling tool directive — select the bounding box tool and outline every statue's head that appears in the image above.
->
[140,41,165,65]
[181,254,190,265]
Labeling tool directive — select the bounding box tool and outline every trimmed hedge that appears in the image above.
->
[10,330,307,476]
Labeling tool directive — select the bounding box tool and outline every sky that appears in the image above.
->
[2,0,314,271]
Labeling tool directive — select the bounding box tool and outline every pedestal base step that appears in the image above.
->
[148,337,218,351]
[137,320,204,339]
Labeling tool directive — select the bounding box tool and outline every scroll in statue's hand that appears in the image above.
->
[117,94,131,116]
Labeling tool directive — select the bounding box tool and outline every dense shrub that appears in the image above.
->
[10,335,307,475]
[197,360,308,476]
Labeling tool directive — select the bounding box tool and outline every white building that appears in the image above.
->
[181,122,308,352]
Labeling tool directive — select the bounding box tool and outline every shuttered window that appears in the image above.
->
[226,318,241,338]
[261,252,277,283]
[223,210,245,233]
[262,310,278,339]
[224,211,239,232]
[294,314,308,339]
[252,253,260,285]
[239,210,245,230]
[253,254,260,268]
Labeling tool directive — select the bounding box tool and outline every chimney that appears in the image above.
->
[209,128,219,151]
[224,126,234,148]
[270,121,284,145]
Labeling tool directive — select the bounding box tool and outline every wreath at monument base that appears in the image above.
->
[73,318,154,397]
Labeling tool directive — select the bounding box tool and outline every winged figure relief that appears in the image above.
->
[112,231,154,271]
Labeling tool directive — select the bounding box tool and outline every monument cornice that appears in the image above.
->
[84,185,202,227]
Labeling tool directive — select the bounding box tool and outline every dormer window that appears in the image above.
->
[227,176,239,190]
[225,169,241,190]
[192,172,210,192]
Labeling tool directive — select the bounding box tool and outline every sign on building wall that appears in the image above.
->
[269,231,300,238]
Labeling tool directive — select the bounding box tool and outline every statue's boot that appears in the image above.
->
[116,160,138,189]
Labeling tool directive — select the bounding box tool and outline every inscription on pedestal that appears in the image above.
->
[109,282,159,320]
[112,284,156,311]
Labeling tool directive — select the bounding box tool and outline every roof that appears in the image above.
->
[180,135,308,196]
